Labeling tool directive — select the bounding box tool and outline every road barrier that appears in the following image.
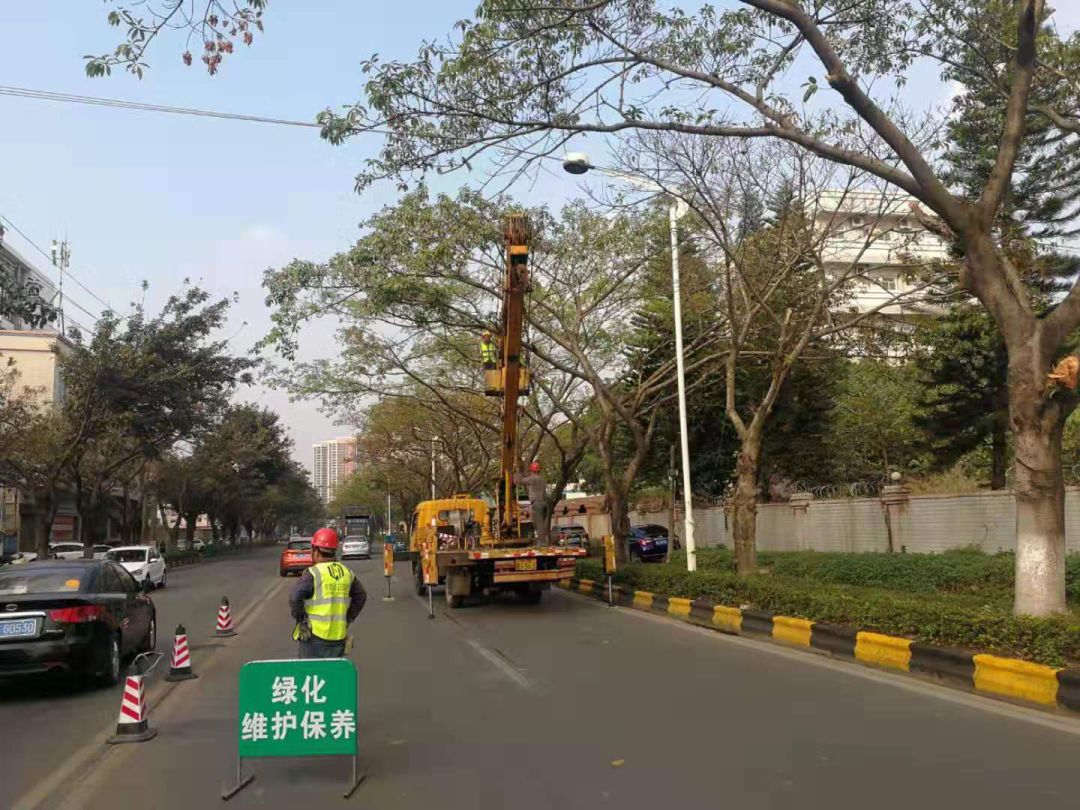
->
[216,596,237,637]
[106,665,157,744]
[164,623,199,682]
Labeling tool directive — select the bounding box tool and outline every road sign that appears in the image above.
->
[238,659,357,758]
[421,540,438,585]
[225,659,364,800]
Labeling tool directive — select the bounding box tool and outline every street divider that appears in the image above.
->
[558,577,1080,714]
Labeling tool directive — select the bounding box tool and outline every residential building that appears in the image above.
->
[0,238,57,330]
[814,189,951,356]
[311,436,358,503]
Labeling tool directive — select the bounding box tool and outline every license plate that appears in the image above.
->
[0,618,39,639]
[515,559,537,572]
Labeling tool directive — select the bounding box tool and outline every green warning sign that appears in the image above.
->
[237,659,357,758]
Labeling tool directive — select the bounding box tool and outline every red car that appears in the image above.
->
[279,538,313,577]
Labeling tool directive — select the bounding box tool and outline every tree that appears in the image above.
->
[0,267,57,329]
[91,0,1080,609]
[306,0,1080,614]
[59,287,253,552]
[914,306,1010,489]
[264,190,713,560]
[827,360,926,484]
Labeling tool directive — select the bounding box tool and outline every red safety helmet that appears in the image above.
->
[312,528,340,551]
[529,461,541,473]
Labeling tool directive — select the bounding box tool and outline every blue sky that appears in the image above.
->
[2,2,1078,469]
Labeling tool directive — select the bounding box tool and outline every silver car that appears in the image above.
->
[341,536,370,560]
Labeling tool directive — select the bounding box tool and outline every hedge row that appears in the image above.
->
[670,548,1080,605]
[575,559,1080,666]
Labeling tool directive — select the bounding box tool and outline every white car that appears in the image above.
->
[341,536,371,560]
[92,544,113,559]
[106,545,167,589]
[48,542,85,560]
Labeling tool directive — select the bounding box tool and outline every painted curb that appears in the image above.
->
[563,576,1079,714]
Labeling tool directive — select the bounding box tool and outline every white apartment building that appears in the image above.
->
[311,436,358,503]
[0,238,57,330]
[815,189,950,316]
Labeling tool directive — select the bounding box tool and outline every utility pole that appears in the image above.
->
[668,444,677,562]
[430,437,437,500]
[50,239,70,336]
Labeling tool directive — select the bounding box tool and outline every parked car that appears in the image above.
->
[0,552,36,567]
[192,539,206,552]
[0,559,156,685]
[626,524,670,562]
[555,524,590,549]
[279,538,313,577]
[91,545,112,560]
[341,535,371,560]
[105,546,167,589]
[48,542,85,561]
[390,535,409,556]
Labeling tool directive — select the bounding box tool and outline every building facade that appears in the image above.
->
[311,436,358,503]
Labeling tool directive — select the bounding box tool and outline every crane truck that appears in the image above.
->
[408,213,587,607]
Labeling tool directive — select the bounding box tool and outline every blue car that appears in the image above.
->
[627,524,669,562]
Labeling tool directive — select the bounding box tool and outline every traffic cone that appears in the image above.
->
[215,596,237,637]
[164,624,198,682]
[106,666,157,744]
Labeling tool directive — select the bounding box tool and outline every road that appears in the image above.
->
[2,547,1078,809]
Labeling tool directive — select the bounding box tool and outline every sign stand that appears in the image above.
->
[603,535,616,607]
[382,540,395,602]
[421,540,437,619]
[223,658,363,802]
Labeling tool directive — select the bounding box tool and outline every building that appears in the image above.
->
[814,189,951,356]
[311,436,358,503]
[0,239,79,551]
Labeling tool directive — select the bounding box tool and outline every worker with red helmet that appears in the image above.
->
[289,528,367,658]
[516,460,549,545]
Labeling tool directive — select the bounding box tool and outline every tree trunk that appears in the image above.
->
[159,501,178,551]
[607,487,631,563]
[990,398,1009,491]
[33,510,50,560]
[732,439,761,575]
[184,512,197,546]
[1009,349,1067,615]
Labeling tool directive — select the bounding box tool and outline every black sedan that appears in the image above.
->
[0,560,156,686]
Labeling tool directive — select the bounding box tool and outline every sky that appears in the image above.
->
[1,2,1078,472]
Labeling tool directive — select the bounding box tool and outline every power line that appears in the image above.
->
[0,85,324,129]
[0,214,111,323]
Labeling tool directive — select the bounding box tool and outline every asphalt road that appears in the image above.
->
[3,549,1079,810]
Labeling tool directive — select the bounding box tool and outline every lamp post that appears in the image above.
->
[562,153,697,572]
[430,436,438,500]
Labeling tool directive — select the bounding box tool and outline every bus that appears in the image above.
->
[341,507,375,540]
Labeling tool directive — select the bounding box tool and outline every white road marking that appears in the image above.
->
[464,638,534,691]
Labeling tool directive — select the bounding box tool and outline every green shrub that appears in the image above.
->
[165,550,199,565]
[575,559,1080,666]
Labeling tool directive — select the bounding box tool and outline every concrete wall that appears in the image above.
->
[631,487,1080,554]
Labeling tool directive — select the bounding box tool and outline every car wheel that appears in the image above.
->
[95,633,121,687]
[279,569,287,577]
[413,562,425,596]
[159,570,167,589]
[141,614,157,653]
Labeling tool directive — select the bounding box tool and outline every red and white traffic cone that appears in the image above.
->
[106,666,157,744]
[164,624,198,682]
[215,596,237,637]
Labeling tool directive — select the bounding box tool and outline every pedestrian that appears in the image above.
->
[290,528,367,659]
[480,330,498,370]
[516,461,549,545]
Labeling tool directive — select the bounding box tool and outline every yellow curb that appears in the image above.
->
[712,605,742,633]
[632,590,654,610]
[772,615,813,647]
[578,579,595,594]
[973,654,1061,706]
[855,632,912,672]
[558,579,572,589]
[667,597,692,619]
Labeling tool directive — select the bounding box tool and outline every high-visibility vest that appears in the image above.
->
[480,339,498,365]
[293,561,354,642]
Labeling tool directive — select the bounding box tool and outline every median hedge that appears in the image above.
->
[575,558,1080,666]
[668,548,1080,606]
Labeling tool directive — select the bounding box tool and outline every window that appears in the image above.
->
[98,565,122,594]
[873,273,898,291]
[0,568,87,595]
[106,548,147,564]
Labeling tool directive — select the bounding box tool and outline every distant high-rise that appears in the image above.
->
[311,436,358,503]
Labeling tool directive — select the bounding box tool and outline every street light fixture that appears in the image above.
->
[561,153,698,572]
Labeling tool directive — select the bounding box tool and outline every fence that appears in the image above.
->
[631,486,1080,554]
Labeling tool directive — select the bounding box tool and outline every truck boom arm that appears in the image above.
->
[498,214,530,538]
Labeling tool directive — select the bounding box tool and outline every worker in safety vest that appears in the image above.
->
[289,528,367,659]
[480,330,498,370]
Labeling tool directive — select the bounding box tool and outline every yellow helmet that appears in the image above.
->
[482,330,493,339]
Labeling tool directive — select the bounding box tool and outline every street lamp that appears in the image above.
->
[430,436,438,500]
[562,153,698,572]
